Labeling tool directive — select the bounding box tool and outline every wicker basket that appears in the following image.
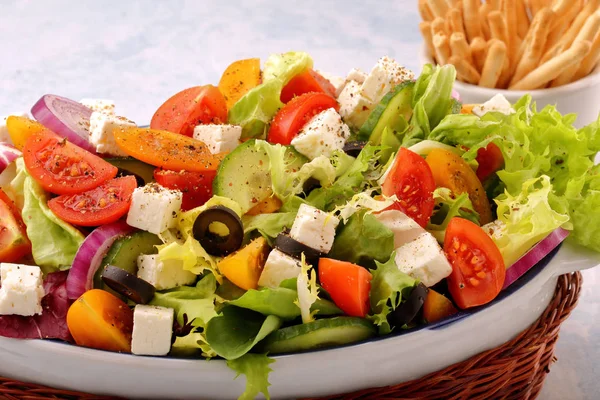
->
[0,272,582,400]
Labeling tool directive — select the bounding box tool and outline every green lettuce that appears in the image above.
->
[566,165,600,251]
[10,158,84,273]
[227,353,275,400]
[427,188,480,243]
[229,52,313,139]
[242,211,297,244]
[368,253,418,334]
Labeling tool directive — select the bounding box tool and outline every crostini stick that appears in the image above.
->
[572,30,600,83]
[418,0,434,22]
[488,11,508,45]
[450,32,474,66]
[463,0,482,42]
[431,17,447,36]
[450,55,481,84]
[433,33,452,65]
[480,40,507,88]
[448,8,466,37]
[470,37,488,72]
[420,22,436,60]
[428,0,450,19]
[479,4,492,40]
[515,0,530,39]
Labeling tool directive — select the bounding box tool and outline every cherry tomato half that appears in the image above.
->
[475,143,504,182]
[280,69,336,103]
[154,168,216,211]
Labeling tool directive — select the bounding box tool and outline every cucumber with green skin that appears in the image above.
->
[358,81,415,144]
[261,316,376,354]
[213,140,306,214]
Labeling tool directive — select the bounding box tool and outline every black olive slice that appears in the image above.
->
[274,232,323,263]
[192,206,244,257]
[116,168,146,187]
[342,141,367,157]
[387,283,428,328]
[101,265,156,304]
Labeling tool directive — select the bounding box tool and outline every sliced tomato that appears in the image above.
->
[426,148,493,225]
[422,288,458,323]
[280,69,337,103]
[47,176,136,227]
[381,147,436,227]
[318,258,372,318]
[475,143,504,182]
[150,85,228,137]
[113,127,225,172]
[267,92,339,145]
[23,132,118,195]
[154,168,216,211]
[0,189,31,263]
[443,217,505,309]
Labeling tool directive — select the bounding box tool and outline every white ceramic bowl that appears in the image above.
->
[1,241,598,400]
[419,45,600,129]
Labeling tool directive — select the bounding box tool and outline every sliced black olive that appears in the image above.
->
[192,206,244,257]
[274,232,323,263]
[387,283,428,328]
[101,265,156,304]
[342,141,367,157]
[116,168,146,187]
[301,177,321,196]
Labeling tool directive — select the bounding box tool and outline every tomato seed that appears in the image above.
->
[476,271,486,279]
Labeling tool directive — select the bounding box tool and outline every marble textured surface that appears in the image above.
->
[0,1,598,399]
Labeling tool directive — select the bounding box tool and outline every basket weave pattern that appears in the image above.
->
[0,272,582,400]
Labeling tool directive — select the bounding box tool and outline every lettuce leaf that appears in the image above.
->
[227,353,275,400]
[427,188,480,243]
[295,255,319,324]
[11,158,84,273]
[262,51,313,84]
[242,211,297,244]
[566,165,600,251]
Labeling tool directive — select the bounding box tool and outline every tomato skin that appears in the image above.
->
[267,92,339,145]
[67,289,133,353]
[382,148,436,228]
[154,168,216,211]
[443,218,505,309]
[318,258,372,318]
[475,143,504,182]
[150,85,228,137]
[280,69,336,103]
[48,176,136,227]
[218,58,262,109]
[22,132,118,195]
[0,189,31,263]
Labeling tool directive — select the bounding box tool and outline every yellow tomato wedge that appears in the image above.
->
[114,127,226,172]
[6,116,47,150]
[218,237,269,290]
[245,195,282,216]
[218,58,261,109]
[460,104,476,114]
[426,148,493,225]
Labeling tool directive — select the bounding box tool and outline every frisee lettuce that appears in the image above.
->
[227,353,275,400]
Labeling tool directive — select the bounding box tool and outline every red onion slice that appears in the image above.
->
[31,94,96,153]
[66,220,134,300]
[451,88,461,102]
[502,227,570,290]
[0,142,21,173]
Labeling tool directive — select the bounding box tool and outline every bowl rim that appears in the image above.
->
[418,43,600,98]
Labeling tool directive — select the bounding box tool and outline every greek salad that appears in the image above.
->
[0,51,599,399]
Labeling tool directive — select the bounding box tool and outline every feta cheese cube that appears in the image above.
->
[472,94,515,117]
[193,124,241,154]
[137,254,196,290]
[89,112,136,157]
[80,98,116,115]
[316,70,346,97]
[361,56,414,104]
[346,68,367,84]
[374,210,427,249]
[394,233,452,287]
[0,263,45,316]
[290,204,340,253]
[131,305,174,356]
[337,80,373,129]
[258,249,302,288]
[126,183,183,235]
[0,112,29,144]
[291,108,350,160]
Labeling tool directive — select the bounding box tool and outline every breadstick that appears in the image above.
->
[418,0,434,21]
[448,8,466,37]
[428,0,450,18]
[431,17,447,37]
[463,0,482,42]
[480,40,507,88]
[449,55,481,84]
[488,11,508,45]
[450,32,474,65]
[470,37,488,72]
[545,0,583,51]
[479,4,491,40]
[488,0,501,10]
[502,0,519,68]
[433,34,452,65]
[510,41,592,90]
[510,8,553,87]
[420,22,436,60]
[528,0,543,17]
[515,0,530,39]
[572,32,600,82]
[447,0,462,7]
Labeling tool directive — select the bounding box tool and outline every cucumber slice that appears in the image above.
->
[106,157,155,186]
[213,140,306,214]
[261,317,375,354]
[358,81,415,144]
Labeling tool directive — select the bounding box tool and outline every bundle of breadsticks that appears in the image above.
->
[418,0,600,90]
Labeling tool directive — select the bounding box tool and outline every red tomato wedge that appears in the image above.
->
[113,127,225,172]
[382,147,436,228]
[0,189,31,263]
[318,258,372,318]
[280,69,337,103]
[150,85,228,137]
[23,132,118,195]
[154,169,216,211]
[267,92,339,145]
[475,143,504,182]
[443,217,505,309]
[48,176,137,227]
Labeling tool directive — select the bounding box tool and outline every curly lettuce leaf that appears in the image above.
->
[333,190,396,223]
[295,255,319,324]
[227,353,275,400]
[564,164,600,251]
[427,188,480,243]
